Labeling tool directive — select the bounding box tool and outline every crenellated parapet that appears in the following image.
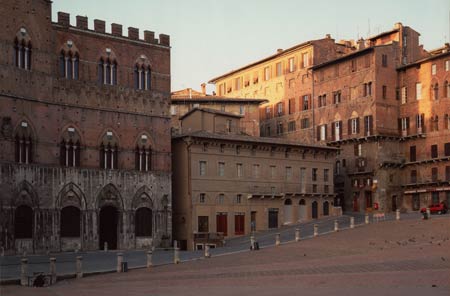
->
[56,11,170,47]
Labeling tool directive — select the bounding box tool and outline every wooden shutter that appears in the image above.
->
[369,116,373,135]
[339,121,343,139]
[331,122,335,139]
[317,126,321,141]
[356,118,360,134]
[348,119,352,135]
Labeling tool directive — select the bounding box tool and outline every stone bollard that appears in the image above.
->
[313,224,318,237]
[350,217,355,229]
[426,208,430,220]
[173,241,180,264]
[116,253,123,273]
[76,256,83,278]
[104,242,108,252]
[204,245,211,258]
[49,257,57,284]
[275,233,281,246]
[146,250,153,268]
[20,258,28,286]
[334,220,339,232]
[295,228,300,242]
[365,213,370,224]
[250,235,255,250]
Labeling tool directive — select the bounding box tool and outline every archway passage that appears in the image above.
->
[61,206,81,237]
[99,206,118,250]
[311,201,318,219]
[323,201,330,216]
[283,198,293,224]
[15,205,33,238]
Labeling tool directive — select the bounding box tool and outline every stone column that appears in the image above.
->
[173,240,180,264]
[20,258,28,286]
[295,228,300,242]
[334,220,339,232]
[313,224,318,237]
[49,257,56,284]
[275,233,281,246]
[204,245,210,258]
[350,217,355,229]
[146,250,152,268]
[365,213,369,224]
[76,256,83,278]
[117,253,123,273]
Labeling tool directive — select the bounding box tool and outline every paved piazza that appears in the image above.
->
[2,218,450,296]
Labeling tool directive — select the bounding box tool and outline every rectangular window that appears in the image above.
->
[253,164,260,178]
[401,86,407,104]
[333,121,342,141]
[264,66,270,81]
[351,118,359,135]
[351,59,356,72]
[382,54,388,67]
[354,143,362,156]
[312,168,318,182]
[410,146,416,162]
[289,57,295,72]
[288,98,295,114]
[236,163,243,178]
[312,184,318,193]
[218,162,225,176]
[445,142,450,156]
[276,62,282,76]
[276,121,283,134]
[446,166,450,181]
[239,105,245,115]
[410,170,417,183]
[333,91,341,104]
[302,52,309,68]
[324,185,329,194]
[286,166,292,181]
[235,77,242,90]
[288,121,296,132]
[199,161,207,176]
[300,168,306,192]
[431,144,438,158]
[199,193,206,204]
[382,85,387,99]
[301,118,310,129]
[431,64,437,75]
[302,95,309,110]
[319,124,327,141]
[235,194,242,204]
[416,83,422,100]
[364,115,373,136]
[198,216,209,232]
[324,169,329,182]
[270,165,276,179]
[277,102,283,116]
[431,168,438,182]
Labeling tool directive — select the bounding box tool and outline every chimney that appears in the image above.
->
[201,83,206,95]
[94,19,106,33]
[325,34,331,39]
[111,23,123,36]
[58,12,70,27]
[76,16,88,30]
[357,38,365,50]
[277,48,283,53]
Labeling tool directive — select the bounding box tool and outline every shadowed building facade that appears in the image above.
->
[0,0,172,254]
[172,108,338,250]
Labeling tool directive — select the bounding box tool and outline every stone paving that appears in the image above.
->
[2,216,449,296]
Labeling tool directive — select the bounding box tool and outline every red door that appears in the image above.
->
[234,214,245,235]
[216,213,227,236]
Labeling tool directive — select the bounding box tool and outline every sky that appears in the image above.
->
[52,0,450,94]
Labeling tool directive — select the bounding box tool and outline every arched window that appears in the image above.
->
[100,131,119,169]
[299,199,306,205]
[98,57,117,86]
[433,83,439,100]
[134,64,151,90]
[15,205,33,239]
[135,134,152,171]
[284,199,292,205]
[59,50,79,80]
[60,127,81,167]
[135,207,152,237]
[15,121,33,164]
[14,35,32,70]
[60,206,81,237]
